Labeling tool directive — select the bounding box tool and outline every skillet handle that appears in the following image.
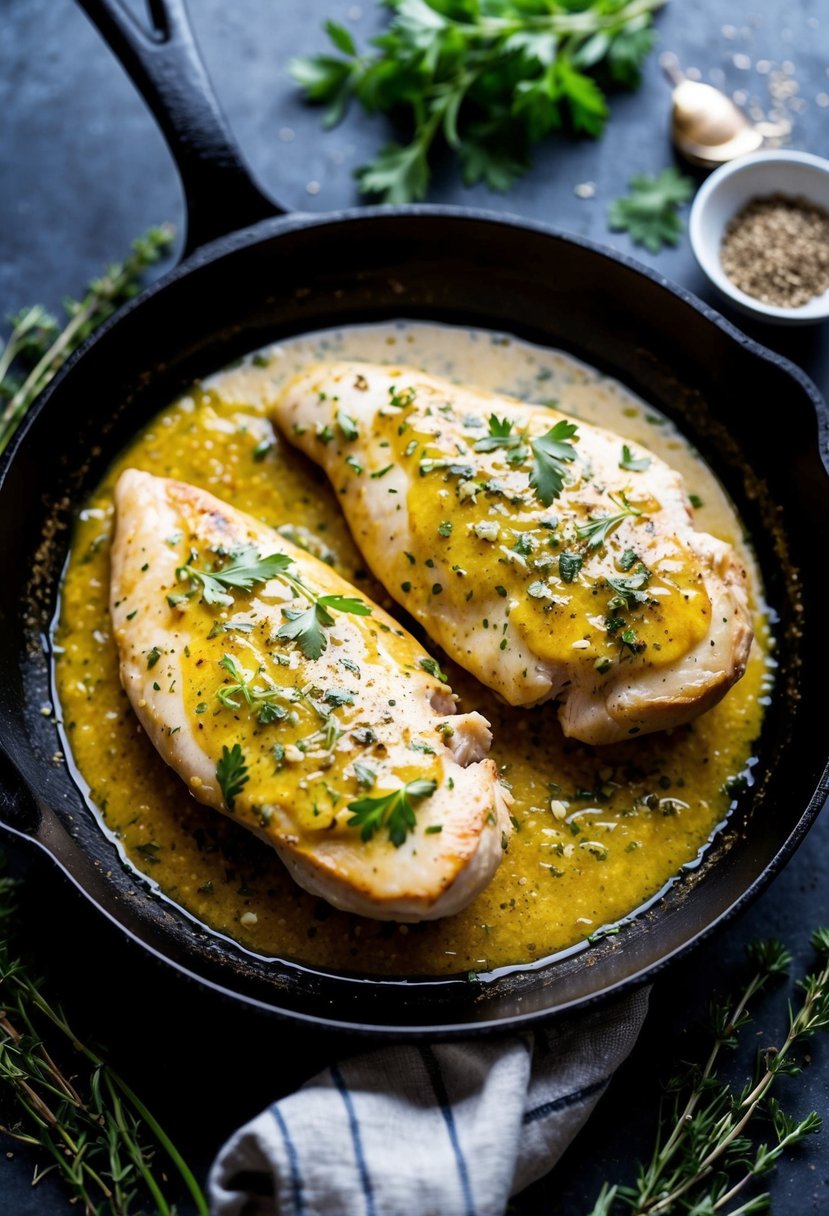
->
[76,0,284,256]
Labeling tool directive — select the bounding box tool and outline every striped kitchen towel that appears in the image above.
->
[209,986,649,1216]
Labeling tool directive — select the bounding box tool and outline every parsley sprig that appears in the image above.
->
[179,544,371,660]
[530,420,579,506]
[278,591,370,661]
[608,167,694,253]
[577,491,641,547]
[292,0,665,203]
[178,547,292,607]
[619,443,651,472]
[474,414,529,464]
[347,778,438,847]
[468,414,579,506]
[216,742,249,810]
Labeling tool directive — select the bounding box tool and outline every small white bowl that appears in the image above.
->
[689,150,829,325]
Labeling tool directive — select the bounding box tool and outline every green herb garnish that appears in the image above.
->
[606,568,651,606]
[608,167,694,253]
[474,414,529,463]
[291,1,664,204]
[0,226,174,455]
[420,656,449,684]
[559,552,584,583]
[215,654,291,721]
[586,933,829,1216]
[353,761,377,790]
[619,443,651,472]
[337,409,359,440]
[577,491,641,548]
[347,777,438,847]
[216,742,249,810]
[178,546,292,607]
[529,420,579,506]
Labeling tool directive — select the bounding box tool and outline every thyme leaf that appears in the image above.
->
[577,491,641,548]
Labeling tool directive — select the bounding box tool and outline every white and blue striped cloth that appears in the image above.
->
[209,987,648,1216]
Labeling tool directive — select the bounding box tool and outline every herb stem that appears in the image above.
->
[467,0,666,39]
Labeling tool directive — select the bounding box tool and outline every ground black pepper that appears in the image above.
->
[720,193,829,308]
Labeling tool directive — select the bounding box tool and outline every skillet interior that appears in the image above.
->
[1,209,828,1034]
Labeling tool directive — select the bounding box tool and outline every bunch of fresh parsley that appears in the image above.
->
[291,0,667,203]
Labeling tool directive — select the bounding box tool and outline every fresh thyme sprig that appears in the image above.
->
[577,490,641,547]
[0,872,208,1215]
[0,225,174,455]
[216,654,294,723]
[588,931,829,1216]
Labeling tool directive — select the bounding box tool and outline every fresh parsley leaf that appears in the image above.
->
[317,594,371,616]
[606,569,651,606]
[353,761,377,790]
[146,646,162,669]
[347,777,438,847]
[474,414,530,464]
[419,656,449,684]
[474,414,515,450]
[559,552,584,583]
[277,604,331,661]
[324,688,354,707]
[216,743,248,810]
[178,546,292,606]
[608,168,695,253]
[620,443,651,472]
[529,420,579,506]
[337,409,359,440]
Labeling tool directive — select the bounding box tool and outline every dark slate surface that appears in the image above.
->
[1,1,828,1213]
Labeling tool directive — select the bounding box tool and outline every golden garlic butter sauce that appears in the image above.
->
[55,323,770,977]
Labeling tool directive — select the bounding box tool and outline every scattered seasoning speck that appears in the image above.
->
[720,194,829,308]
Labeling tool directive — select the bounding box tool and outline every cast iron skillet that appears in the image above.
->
[0,0,827,1036]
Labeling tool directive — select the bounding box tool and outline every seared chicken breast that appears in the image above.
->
[272,363,753,745]
[110,470,510,921]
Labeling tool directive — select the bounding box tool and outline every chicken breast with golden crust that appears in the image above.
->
[110,469,511,921]
[271,362,753,745]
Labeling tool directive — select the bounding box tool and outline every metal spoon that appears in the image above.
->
[661,54,774,168]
